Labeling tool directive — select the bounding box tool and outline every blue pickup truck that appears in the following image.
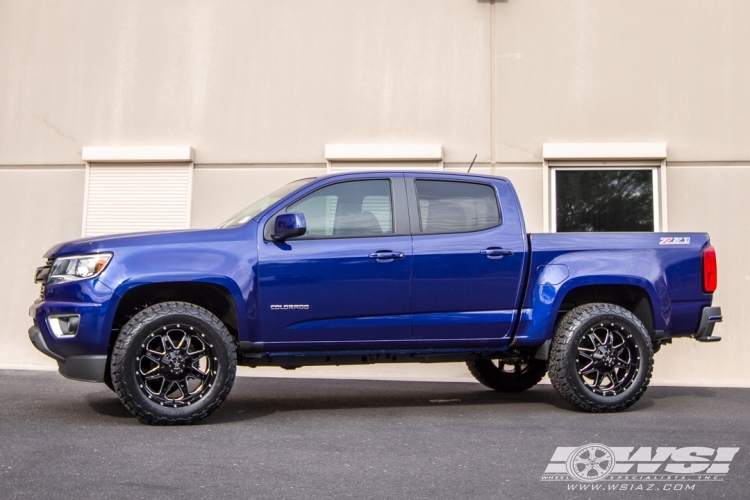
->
[29,171,722,424]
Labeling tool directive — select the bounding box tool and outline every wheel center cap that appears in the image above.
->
[594,346,617,370]
[162,351,187,375]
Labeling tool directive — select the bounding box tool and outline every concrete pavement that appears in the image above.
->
[0,370,747,499]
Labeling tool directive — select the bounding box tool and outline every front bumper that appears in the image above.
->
[28,325,107,382]
[694,306,723,342]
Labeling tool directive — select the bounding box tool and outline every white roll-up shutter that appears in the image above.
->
[82,162,193,237]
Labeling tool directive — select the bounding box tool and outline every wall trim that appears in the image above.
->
[82,146,194,163]
[324,143,443,162]
[543,142,667,160]
[0,165,85,170]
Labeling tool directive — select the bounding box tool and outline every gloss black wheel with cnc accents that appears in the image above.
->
[466,351,547,392]
[548,303,653,413]
[110,302,236,425]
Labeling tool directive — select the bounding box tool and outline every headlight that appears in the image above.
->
[47,253,113,285]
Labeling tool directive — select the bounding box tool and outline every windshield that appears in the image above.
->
[220,178,316,228]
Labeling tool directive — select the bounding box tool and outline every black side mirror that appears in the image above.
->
[272,213,306,241]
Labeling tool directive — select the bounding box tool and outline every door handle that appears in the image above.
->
[480,248,513,258]
[369,251,405,260]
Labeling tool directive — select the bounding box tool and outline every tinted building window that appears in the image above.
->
[555,170,654,232]
[415,180,501,234]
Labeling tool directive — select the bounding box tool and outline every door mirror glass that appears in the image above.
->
[273,213,306,241]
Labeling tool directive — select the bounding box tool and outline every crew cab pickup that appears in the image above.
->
[29,171,722,424]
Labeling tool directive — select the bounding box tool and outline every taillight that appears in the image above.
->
[702,245,717,293]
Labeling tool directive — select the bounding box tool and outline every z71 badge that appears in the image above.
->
[659,237,690,245]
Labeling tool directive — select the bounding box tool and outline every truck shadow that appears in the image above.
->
[83,376,575,422]
[209,377,579,424]
[83,377,688,424]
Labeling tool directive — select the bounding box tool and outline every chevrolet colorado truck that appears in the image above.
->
[29,171,722,424]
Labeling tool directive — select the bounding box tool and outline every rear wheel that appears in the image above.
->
[110,302,236,425]
[466,352,547,392]
[548,303,653,412]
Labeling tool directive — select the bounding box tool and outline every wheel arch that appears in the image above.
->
[107,282,241,361]
[515,276,663,347]
[557,284,656,337]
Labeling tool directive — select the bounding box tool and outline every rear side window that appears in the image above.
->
[415,180,501,234]
[287,179,393,238]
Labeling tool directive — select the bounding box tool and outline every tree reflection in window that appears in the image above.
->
[555,170,654,232]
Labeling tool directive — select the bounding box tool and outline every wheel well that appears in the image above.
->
[109,282,240,351]
[558,285,655,335]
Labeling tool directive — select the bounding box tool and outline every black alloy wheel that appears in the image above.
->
[135,325,217,408]
[575,321,639,396]
[467,351,547,392]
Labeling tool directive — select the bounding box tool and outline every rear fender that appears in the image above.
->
[513,251,665,345]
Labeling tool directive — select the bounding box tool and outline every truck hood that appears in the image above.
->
[44,226,254,259]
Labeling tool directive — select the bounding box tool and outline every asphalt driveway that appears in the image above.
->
[0,370,747,499]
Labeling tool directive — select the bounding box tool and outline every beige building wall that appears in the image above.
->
[0,0,492,165]
[654,165,750,385]
[1,1,748,387]
[493,0,750,163]
[191,166,328,229]
[0,168,84,366]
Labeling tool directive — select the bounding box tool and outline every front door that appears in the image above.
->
[257,176,413,349]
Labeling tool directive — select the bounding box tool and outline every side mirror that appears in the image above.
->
[272,212,306,241]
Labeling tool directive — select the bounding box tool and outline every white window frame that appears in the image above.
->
[542,143,668,233]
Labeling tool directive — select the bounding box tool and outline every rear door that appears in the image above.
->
[406,175,527,344]
[257,175,413,349]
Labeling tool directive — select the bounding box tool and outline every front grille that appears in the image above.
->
[36,259,53,298]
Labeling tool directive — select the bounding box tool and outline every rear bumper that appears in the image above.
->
[694,306,723,342]
[28,326,106,382]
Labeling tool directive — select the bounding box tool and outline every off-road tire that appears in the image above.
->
[466,355,547,392]
[549,303,653,413]
[110,301,237,425]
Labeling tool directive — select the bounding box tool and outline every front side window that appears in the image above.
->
[554,169,656,232]
[415,180,501,234]
[285,179,393,238]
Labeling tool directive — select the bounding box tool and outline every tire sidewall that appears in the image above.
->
[115,308,235,421]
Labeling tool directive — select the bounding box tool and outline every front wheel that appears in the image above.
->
[110,302,237,425]
[548,303,653,413]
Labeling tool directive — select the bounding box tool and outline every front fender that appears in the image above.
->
[108,274,251,339]
[97,234,258,343]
